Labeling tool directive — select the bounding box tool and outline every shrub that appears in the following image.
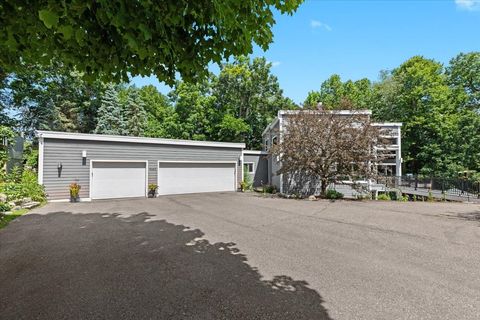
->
[0,202,11,212]
[242,170,253,191]
[325,189,344,200]
[0,169,45,202]
[262,184,277,194]
[69,183,81,199]
[397,194,409,202]
[20,170,46,202]
[377,193,391,201]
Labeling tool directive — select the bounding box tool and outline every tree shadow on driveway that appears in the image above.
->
[0,211,331,320]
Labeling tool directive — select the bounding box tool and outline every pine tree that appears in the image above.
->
[95,84,123,135]
[122,89,147,136]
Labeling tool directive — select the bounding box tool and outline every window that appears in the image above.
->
[244,162,255,174]
[265,139,270,151]
[272,136,278,145]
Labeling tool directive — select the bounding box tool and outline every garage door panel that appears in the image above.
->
[91,162,146,199]
[158,162,235,195]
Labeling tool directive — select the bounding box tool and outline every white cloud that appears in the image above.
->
[270,61,281,67]
[310,20,332,31]
[455,0,480,11]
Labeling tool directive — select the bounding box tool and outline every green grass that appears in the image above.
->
[0,209,29,229]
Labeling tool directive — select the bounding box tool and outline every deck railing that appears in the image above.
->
[374,175,480,199]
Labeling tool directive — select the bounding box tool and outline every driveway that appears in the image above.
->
[1,193,480,319]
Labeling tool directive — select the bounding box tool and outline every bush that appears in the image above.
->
[262,184,277,194]
[0,169,46,202]
[325,189,344,200]
[377,193,391,201]
[242,170,253,192]
[0,202,11,212]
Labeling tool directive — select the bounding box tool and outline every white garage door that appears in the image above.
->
[158,162,236,195]
[91,161,147,199]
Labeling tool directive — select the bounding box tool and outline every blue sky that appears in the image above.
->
[132,0,480,104]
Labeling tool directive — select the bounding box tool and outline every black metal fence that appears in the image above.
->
[374,175,480,199]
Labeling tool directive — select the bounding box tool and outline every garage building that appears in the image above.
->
[37,131,245,201]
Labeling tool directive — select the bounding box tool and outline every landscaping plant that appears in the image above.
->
[69,183,81,202]
[148,184,158,197]
[377,193,391,201]
[325,189,344,200]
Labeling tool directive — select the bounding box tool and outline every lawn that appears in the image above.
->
[0,209,29,229]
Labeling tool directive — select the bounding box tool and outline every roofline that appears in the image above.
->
[36,131,246,149]
[242,150,268,155]
[279,109,373,116]
[262,117,280,136]
[371,122,403,127]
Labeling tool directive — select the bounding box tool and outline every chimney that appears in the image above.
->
[316,102,323,111]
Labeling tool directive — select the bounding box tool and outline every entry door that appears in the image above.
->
[91,161,147,199]
[157,162,236,195]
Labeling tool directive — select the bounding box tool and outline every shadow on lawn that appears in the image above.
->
[0,211,331,320]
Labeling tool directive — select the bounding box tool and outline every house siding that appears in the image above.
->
[243,154,268,187]
[262,119,281,190]
[43,138,243,200]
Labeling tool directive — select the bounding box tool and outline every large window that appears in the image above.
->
[244,162,255,174]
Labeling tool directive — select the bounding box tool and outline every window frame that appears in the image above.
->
[244,162,255,174]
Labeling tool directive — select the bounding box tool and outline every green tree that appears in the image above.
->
[1,0,302,84]
[212,56,296,148]
[122,89,147,136]
[446,52,480,110]
[3,62,103,137]
[138,85,176,138]
[168,80,215,141]
[95,84,123,135]
[372,56,457,175]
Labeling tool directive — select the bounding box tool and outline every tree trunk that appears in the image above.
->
[320,178,328,197]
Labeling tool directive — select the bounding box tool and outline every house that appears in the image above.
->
[37,131,245,201]
[261,110,402,194]
[242,150,268,187]
[36,109,401,200]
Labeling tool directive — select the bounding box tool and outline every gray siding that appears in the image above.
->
[243,154,268,187]
[43,138,243,200]
[262,120,281,190]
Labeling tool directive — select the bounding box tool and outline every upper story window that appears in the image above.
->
[272,136,278,145]
[265,139,270,151]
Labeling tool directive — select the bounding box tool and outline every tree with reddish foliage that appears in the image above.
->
[270,110,386,197]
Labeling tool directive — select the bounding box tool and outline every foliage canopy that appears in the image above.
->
[0,0,302,84]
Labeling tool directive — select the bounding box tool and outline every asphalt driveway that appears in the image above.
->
[1,193,480,319]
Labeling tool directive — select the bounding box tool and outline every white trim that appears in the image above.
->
[49,198,92,203]
[244,162,255,174]
[372,122,403,127]
[36,130,245,149]
[89,160,148,200]
[262,118,279,137]
[242,150,268,155]
[38,136,44,185]
[157,160,238,194]
[279,115,284,194]
[240,153,244,183]
[279,110,372,116]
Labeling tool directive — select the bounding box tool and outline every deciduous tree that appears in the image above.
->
[271,110,385,196]
[0,0,302,84]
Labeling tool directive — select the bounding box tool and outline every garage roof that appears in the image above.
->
[36,131,246,149]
